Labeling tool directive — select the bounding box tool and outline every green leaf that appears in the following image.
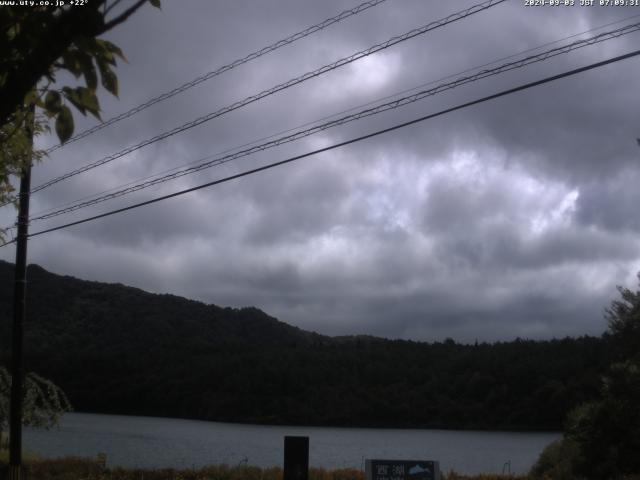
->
[102,40,127,62]
[55,106,74,143]
[77,53,98,91]
[103,69,118,97]
[94,40,117,66]
[97,60,118,97]
[62,87,86,115]
[61,87,101,119]
[61,49,83,78]
[79,88,101,120]
[149,0,161,8]
[76,36,100,56]
[44,91,62,115]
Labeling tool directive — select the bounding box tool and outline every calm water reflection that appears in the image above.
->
[25,413,559,475]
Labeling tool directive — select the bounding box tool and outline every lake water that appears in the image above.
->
[24,413,559,475]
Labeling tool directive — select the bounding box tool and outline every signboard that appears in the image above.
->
[365,460,441,480]
[283,436,309,480]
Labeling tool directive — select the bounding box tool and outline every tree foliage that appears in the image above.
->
[0,0,161,128]
[0,365,72,451]
[546,273,640,479]
[0,0,160,238]
[566,361,640,479]
[605,273,640,362]
[530,438,580,480]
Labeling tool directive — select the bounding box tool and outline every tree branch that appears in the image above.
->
[0,0,152,126]
[100,0,148,34]
[0,2,110,126]
[104,0,126,16]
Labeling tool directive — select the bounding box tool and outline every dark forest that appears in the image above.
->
[0,261,611,430]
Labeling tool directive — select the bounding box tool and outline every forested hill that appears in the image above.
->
[0,260,610,430]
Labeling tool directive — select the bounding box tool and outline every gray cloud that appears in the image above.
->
[576,167,640,233]
[2,0,640,343]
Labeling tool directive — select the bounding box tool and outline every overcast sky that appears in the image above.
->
[2,0,640,342]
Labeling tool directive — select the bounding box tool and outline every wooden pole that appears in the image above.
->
[9,105,34,479]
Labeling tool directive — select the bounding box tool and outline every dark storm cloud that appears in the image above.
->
[3,0,640,342]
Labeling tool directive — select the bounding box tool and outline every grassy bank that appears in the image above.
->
[0,457,530,480]
[9,455,640,480]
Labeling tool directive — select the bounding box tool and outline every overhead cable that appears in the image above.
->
[27,21,640,223]
[0,47,634,247]
[44,0,391,153]
[29,0,506,194]
[26,10,640,216]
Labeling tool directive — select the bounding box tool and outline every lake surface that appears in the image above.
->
[25,413,559,475]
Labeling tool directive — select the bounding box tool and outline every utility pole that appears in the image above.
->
[8,105,34,480]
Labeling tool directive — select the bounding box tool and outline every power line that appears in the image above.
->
[1,47,635,247]
[31,11,640,220]
[27,21,640,223]
[23,10,640,222]
[15,0,640,226]
[28,0,506,195]
[44,0,391,154]
[25,20,640,220]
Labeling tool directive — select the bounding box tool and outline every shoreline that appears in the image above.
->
[61,411,564,435]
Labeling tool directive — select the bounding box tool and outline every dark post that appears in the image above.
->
[8,106,34,479]
[283,436,309,480]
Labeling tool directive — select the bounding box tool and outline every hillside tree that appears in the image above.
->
[566,273,640,479]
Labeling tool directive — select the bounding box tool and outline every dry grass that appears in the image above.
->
[0,457,530,480]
